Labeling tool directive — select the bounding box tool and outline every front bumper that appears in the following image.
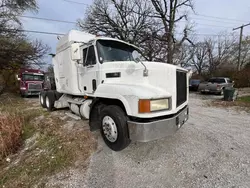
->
[21,90,41,96]
[128,106,189,142]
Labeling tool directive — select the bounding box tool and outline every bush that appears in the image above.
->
[0,113,24,159]
[233,68,250,88]
[0,69,20,94]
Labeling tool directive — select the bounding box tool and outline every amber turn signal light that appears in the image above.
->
[138,99,150,113]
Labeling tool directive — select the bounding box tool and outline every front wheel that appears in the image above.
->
[100,105,130,151]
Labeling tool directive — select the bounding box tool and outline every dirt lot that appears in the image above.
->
[1,93,250,188]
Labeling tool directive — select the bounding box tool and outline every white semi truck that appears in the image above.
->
[39,30,189,151]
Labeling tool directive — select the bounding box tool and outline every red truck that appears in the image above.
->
[17,69,45,97]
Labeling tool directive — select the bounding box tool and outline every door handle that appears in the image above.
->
[87,65,94,68]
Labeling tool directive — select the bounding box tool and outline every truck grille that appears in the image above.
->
[176,70,187,107]
[28,83,42,90]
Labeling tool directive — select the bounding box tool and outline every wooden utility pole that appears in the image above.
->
[233,23,250,71]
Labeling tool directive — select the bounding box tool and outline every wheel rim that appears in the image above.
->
[40,95,44,105]
[102,116,118,143]
[46,96,50,108]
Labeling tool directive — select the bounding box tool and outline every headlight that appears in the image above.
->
[139,98,170,113]
[20,87,26,90]
[150,99,169,112]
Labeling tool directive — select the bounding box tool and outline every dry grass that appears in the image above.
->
[0,93,43,160]
[209,96,250,112]
[0,93,97,187]
[0,116,97,188]
[0,113,24,159]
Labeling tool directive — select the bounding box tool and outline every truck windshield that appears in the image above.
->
[22,74,44,81]
[96,40,139,63]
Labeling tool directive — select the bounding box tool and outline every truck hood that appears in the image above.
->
[100,61,187,85]
[101,61,186,81]
[100,61,188,110]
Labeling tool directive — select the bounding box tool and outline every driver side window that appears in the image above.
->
[82,48,88,66]
[83,46,96,66]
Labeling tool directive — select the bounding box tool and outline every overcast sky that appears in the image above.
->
[21,0,250,67]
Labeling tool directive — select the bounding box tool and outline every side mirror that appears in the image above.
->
[132,50,140,63]
[71,43,81,61]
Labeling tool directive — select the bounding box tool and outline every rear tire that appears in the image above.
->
[45,91,56,112]
[100,105,130,151]
[39,91,47,108]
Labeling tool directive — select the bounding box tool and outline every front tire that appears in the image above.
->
[100,105,130,151]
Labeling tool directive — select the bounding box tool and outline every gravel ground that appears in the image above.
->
[78,93,250,188]
[44,93,250,188]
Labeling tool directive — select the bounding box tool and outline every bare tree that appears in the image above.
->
[205,34,237,75]
[231,36,250,70]
[139,31,166,61]
[173,43,193,67]
[78,0,170,60]
[78,0,155,45]
[150,0,194,64]
[0,0,49,70]
[78,0,195,64]
[0,36,50,70]
[0,0,37,34]
[190,42,209,75]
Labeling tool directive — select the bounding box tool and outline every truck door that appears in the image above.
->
[79,45,99,94]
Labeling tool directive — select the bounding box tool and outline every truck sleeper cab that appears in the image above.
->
[39,30,189,151]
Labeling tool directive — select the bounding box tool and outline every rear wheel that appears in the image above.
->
[100,105,130,151]
[39,91,46,108]
[45,91,56,111]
